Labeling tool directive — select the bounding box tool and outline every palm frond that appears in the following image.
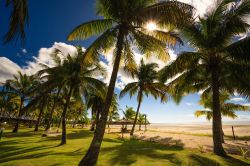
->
[67,19,115,40]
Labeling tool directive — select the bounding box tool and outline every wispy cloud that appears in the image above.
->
[242,103,250,107]
[230,97,245,102]
[185,102,194,106]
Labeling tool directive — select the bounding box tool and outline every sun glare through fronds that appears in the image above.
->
[146,22,157,31]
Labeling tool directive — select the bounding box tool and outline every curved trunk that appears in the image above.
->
[13,97,24,133]
[130,89,142,136]
[211,67,226,156]
[45,88,62,131]
[34,100,46,132]
[78,28,124,166]
[61,85,74,145]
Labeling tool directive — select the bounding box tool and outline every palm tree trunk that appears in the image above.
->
[221,126,224,143]
[139,123,141,131]
[78,28,125,166]
[61,85,74,145]
[211,67,226,156]
[45,89,61,131]
[90,110,96,131]
[57,117,61,128]
[13,98,24,133]
[34,100,46,132]
[130,89,142,136]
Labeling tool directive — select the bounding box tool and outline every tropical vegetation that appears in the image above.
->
[1,0,250,165]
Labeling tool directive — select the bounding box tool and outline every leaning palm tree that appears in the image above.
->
[195,91,249,142]
[4,71,36,132]
[68,0,194,164]
[159,0,250,156]
[120,60,168,136]
[3,0,29,43]
[39,47,106,145]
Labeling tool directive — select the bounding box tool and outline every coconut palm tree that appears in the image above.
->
[39,47,106,145]
[107,94,119,128]
[0,90,20,117]
[85,89,106,131]
[120,59,168,135]
[195,91,249,142]
[4,71,36,132]
[159,0,250,156]
[3,0,29,43]
[122,106,136,130]
[68,0,194,164]
[137,113,148,131]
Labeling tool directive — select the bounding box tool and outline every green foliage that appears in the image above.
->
[67,0,194,67]
[120,59,169,103]
[4,0,29,43]
[195,91,249,121]
[122,106,136,121]
[159,0,250,100]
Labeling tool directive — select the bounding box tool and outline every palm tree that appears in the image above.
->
[85,89,106,131]
[3,0,29,43]
[0,90,20,117]
[68,0,194,164]
[159,0,250,156]
[137,113,148,131]
[4,71,36,132]
[122,106,136,130]
[195,91,249,142]
[23,90,52,132]
[39,47,106,145]
[120,59,168,135]
[107,94,119,128]
[66,98,86,128]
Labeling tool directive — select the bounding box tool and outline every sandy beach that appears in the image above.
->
[107,123,250,155]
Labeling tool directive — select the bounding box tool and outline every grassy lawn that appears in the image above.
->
[0,128,250,166]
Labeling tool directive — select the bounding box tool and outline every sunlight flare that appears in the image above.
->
[146,22,157,31]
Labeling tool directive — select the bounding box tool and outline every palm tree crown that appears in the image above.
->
[159,0,250,156]
[120,59,168,135]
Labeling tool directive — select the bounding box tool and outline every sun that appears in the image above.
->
[146,22,157,31]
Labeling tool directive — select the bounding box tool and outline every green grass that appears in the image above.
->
[0,128,250,166]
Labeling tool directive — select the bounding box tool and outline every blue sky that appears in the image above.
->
[1,0,250,124]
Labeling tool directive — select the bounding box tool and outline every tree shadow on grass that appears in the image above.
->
[0,145,55,163]
[187,154,250,166]
[38,129,93,144]
[188,154,221,166]
[101,138,184,165]
[222,156,250,166]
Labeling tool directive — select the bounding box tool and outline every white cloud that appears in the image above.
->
[242,103,250,107]
[179,0,217,17]
[100,47,177,89]
[0,42,80,83]
[22,49,27,54]
[23,42,78,75]
[230,97,245,102]
[0,57,22,84]
[185,102,194,106]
